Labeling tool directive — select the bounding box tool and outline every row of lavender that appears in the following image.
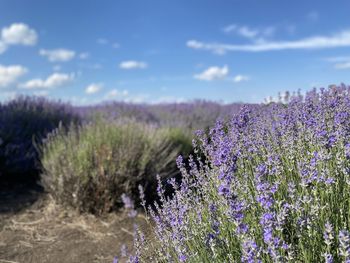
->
[77,100,244,131]
[120,85,350,262]
[0,96,79,180]
[0,96,241,181]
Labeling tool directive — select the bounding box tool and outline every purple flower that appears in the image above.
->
[257,164,267,177]
[218,183,230,196]
[324,222,334,247]
[121,193,137,218]
[209,203,217,213]
[327,135,337,148]
[121,194,134,209]
[129,255,140,263]
[179,254,187,262]
[345,143,350,159]
[323,253,333,263]
[120,244,127,257]
[236,223,249,234]
[242,239,260,263]
[263,228,273,243]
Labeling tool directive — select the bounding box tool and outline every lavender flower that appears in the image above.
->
[121,194,137,218]
[113,86,350,262]
[324,222,334,247]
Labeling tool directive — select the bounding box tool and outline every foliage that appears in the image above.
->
[0,96,79,180]
[40,119,192,215]
[120,85,350,263]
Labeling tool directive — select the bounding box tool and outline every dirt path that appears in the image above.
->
[0,185,149,263]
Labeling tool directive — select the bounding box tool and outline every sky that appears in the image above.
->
[1,0,350,105]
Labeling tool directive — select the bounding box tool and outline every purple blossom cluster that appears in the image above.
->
[120,85,350,262]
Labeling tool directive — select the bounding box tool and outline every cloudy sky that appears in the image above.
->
[1,0,350,104]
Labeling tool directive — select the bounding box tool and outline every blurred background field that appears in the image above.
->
[0,95,244,263]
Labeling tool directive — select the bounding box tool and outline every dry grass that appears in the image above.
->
[0,194,150,263]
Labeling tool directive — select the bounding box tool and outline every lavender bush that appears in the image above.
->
[39,119,192,215]
[119,85,350,262]
[0,96,79,181]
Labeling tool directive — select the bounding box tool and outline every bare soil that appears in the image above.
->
[0,183,149,263]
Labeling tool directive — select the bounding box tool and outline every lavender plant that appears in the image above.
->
[120,85,350,262]
[39,119,192,215]
[0,96,79,181]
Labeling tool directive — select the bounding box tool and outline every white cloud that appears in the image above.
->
[194,65,229,81]
[0,23,38,54]
[85,83,103,94]
[233,75,249,83]
[187,30,350,54]
[39,49,76,62]
[223,24,258,38]
[0,65,27,87]
[223,24,275,39]
[1,23,38,46]
[238,26,258,38]
[119,60,148,69]
[79,52,89,59]
[21,73,74,89]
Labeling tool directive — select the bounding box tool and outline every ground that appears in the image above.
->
[0,183,149,263]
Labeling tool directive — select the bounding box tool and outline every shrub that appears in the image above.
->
[119,85,350,263]
[40,119,192,215]
[0,96,79,181]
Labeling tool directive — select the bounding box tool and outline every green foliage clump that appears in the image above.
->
[40,119,192,215]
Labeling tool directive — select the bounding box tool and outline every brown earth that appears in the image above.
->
[0,184,150,263]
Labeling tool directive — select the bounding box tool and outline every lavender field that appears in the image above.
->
[0,94,243,262]
[114,85,350,262]
[2,1,350,262]
[1,85,350,262]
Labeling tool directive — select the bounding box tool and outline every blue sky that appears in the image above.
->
[1,0,350,104]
